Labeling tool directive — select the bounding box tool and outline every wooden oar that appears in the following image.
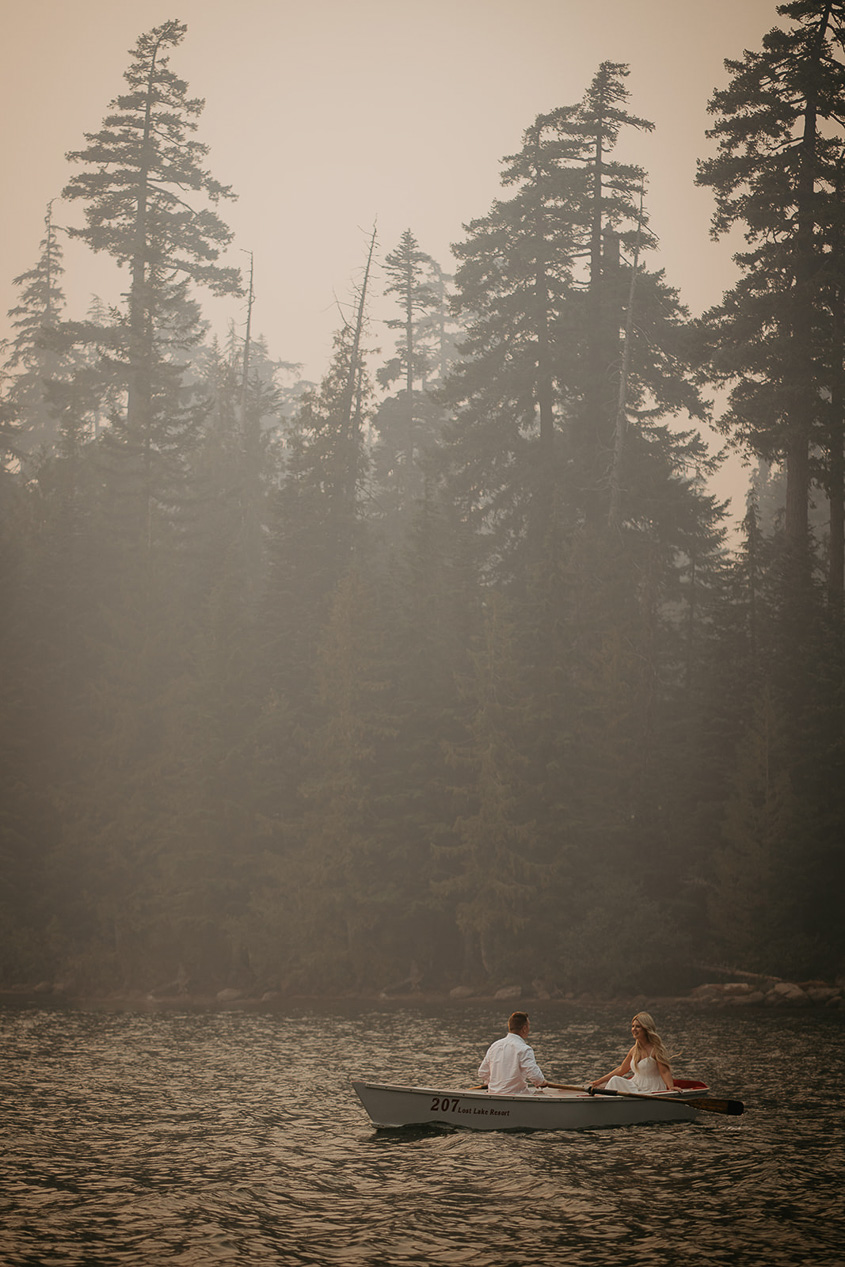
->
[593,1087,744,1115]
[545,1082,744,1116]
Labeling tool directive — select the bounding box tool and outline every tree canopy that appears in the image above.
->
[1,13,843,1000]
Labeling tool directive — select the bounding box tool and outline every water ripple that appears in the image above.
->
[1,1003,844,1265]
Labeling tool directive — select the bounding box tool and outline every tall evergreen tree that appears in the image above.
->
[577,62,654,520]
[437,67,721,988]
[440,104,584,575]
[2,202,68,453]
[374,229,440,513]
[696,0,845,583]
[414,259,459,386]
[697,4,845,973]
[379,230,437,396]
[442,67,705,579]
[258,256,378,787]
[62,19,241,545]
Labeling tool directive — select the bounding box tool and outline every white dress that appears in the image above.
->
[605,1055,667,1094]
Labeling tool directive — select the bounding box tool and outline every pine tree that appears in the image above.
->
[696,0,845,581]
[697,5,845,977]
[436,68,723,992]
[11,21,248,991]
[441,67,705,577]
[379,230,437,395]
[577,62,654,519]
[272,228,378,563]
[440,104,585,576]
[62,19,241,546]
[374,229,441,515]
[257,258,378,800]
[414,258,459,387]
[3,202,68,452]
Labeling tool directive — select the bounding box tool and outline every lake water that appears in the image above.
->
[2,1000,844,1266]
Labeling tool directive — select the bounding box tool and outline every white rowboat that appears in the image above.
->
[352,1079,714,1132]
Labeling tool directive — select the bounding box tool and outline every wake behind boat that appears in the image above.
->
[352,1079,714,1132]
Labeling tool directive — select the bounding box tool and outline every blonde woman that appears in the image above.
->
[590,1013,675,1094]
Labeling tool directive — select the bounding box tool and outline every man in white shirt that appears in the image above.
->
[478,1011,548,1095]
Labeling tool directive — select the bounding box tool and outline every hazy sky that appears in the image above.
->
[1,0,780,503]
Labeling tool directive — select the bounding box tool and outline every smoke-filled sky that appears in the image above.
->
[2,0,779,501]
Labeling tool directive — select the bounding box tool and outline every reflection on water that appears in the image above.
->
[1,1002,844,1265]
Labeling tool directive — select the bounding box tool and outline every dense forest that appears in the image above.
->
[1,4,843,1000]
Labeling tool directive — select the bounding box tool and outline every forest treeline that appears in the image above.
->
[1,6,844,999]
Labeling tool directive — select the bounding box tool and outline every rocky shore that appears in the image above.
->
[686,979,845,1008]
[2,975,843,1010]
[447,976,845,1009]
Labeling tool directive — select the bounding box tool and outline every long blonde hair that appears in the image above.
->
[631,1012,672,1072]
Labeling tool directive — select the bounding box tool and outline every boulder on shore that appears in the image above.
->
[689,979,842,1007]
[449,986,477,1000]
[216,987,246,1003]
[764,982,812,1006]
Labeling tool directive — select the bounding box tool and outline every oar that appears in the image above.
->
[545,1082,743,1115]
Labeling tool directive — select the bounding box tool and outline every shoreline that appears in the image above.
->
[2,979,843,1012]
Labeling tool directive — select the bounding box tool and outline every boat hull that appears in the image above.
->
[352,1080,702,1131]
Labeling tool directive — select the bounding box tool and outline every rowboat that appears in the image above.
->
[352,1078,716,1132]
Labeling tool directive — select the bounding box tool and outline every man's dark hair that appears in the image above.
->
[508,1011,529,1032]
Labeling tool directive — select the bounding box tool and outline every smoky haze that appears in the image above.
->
[3,0,772,379]
[3,0,841,1007]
